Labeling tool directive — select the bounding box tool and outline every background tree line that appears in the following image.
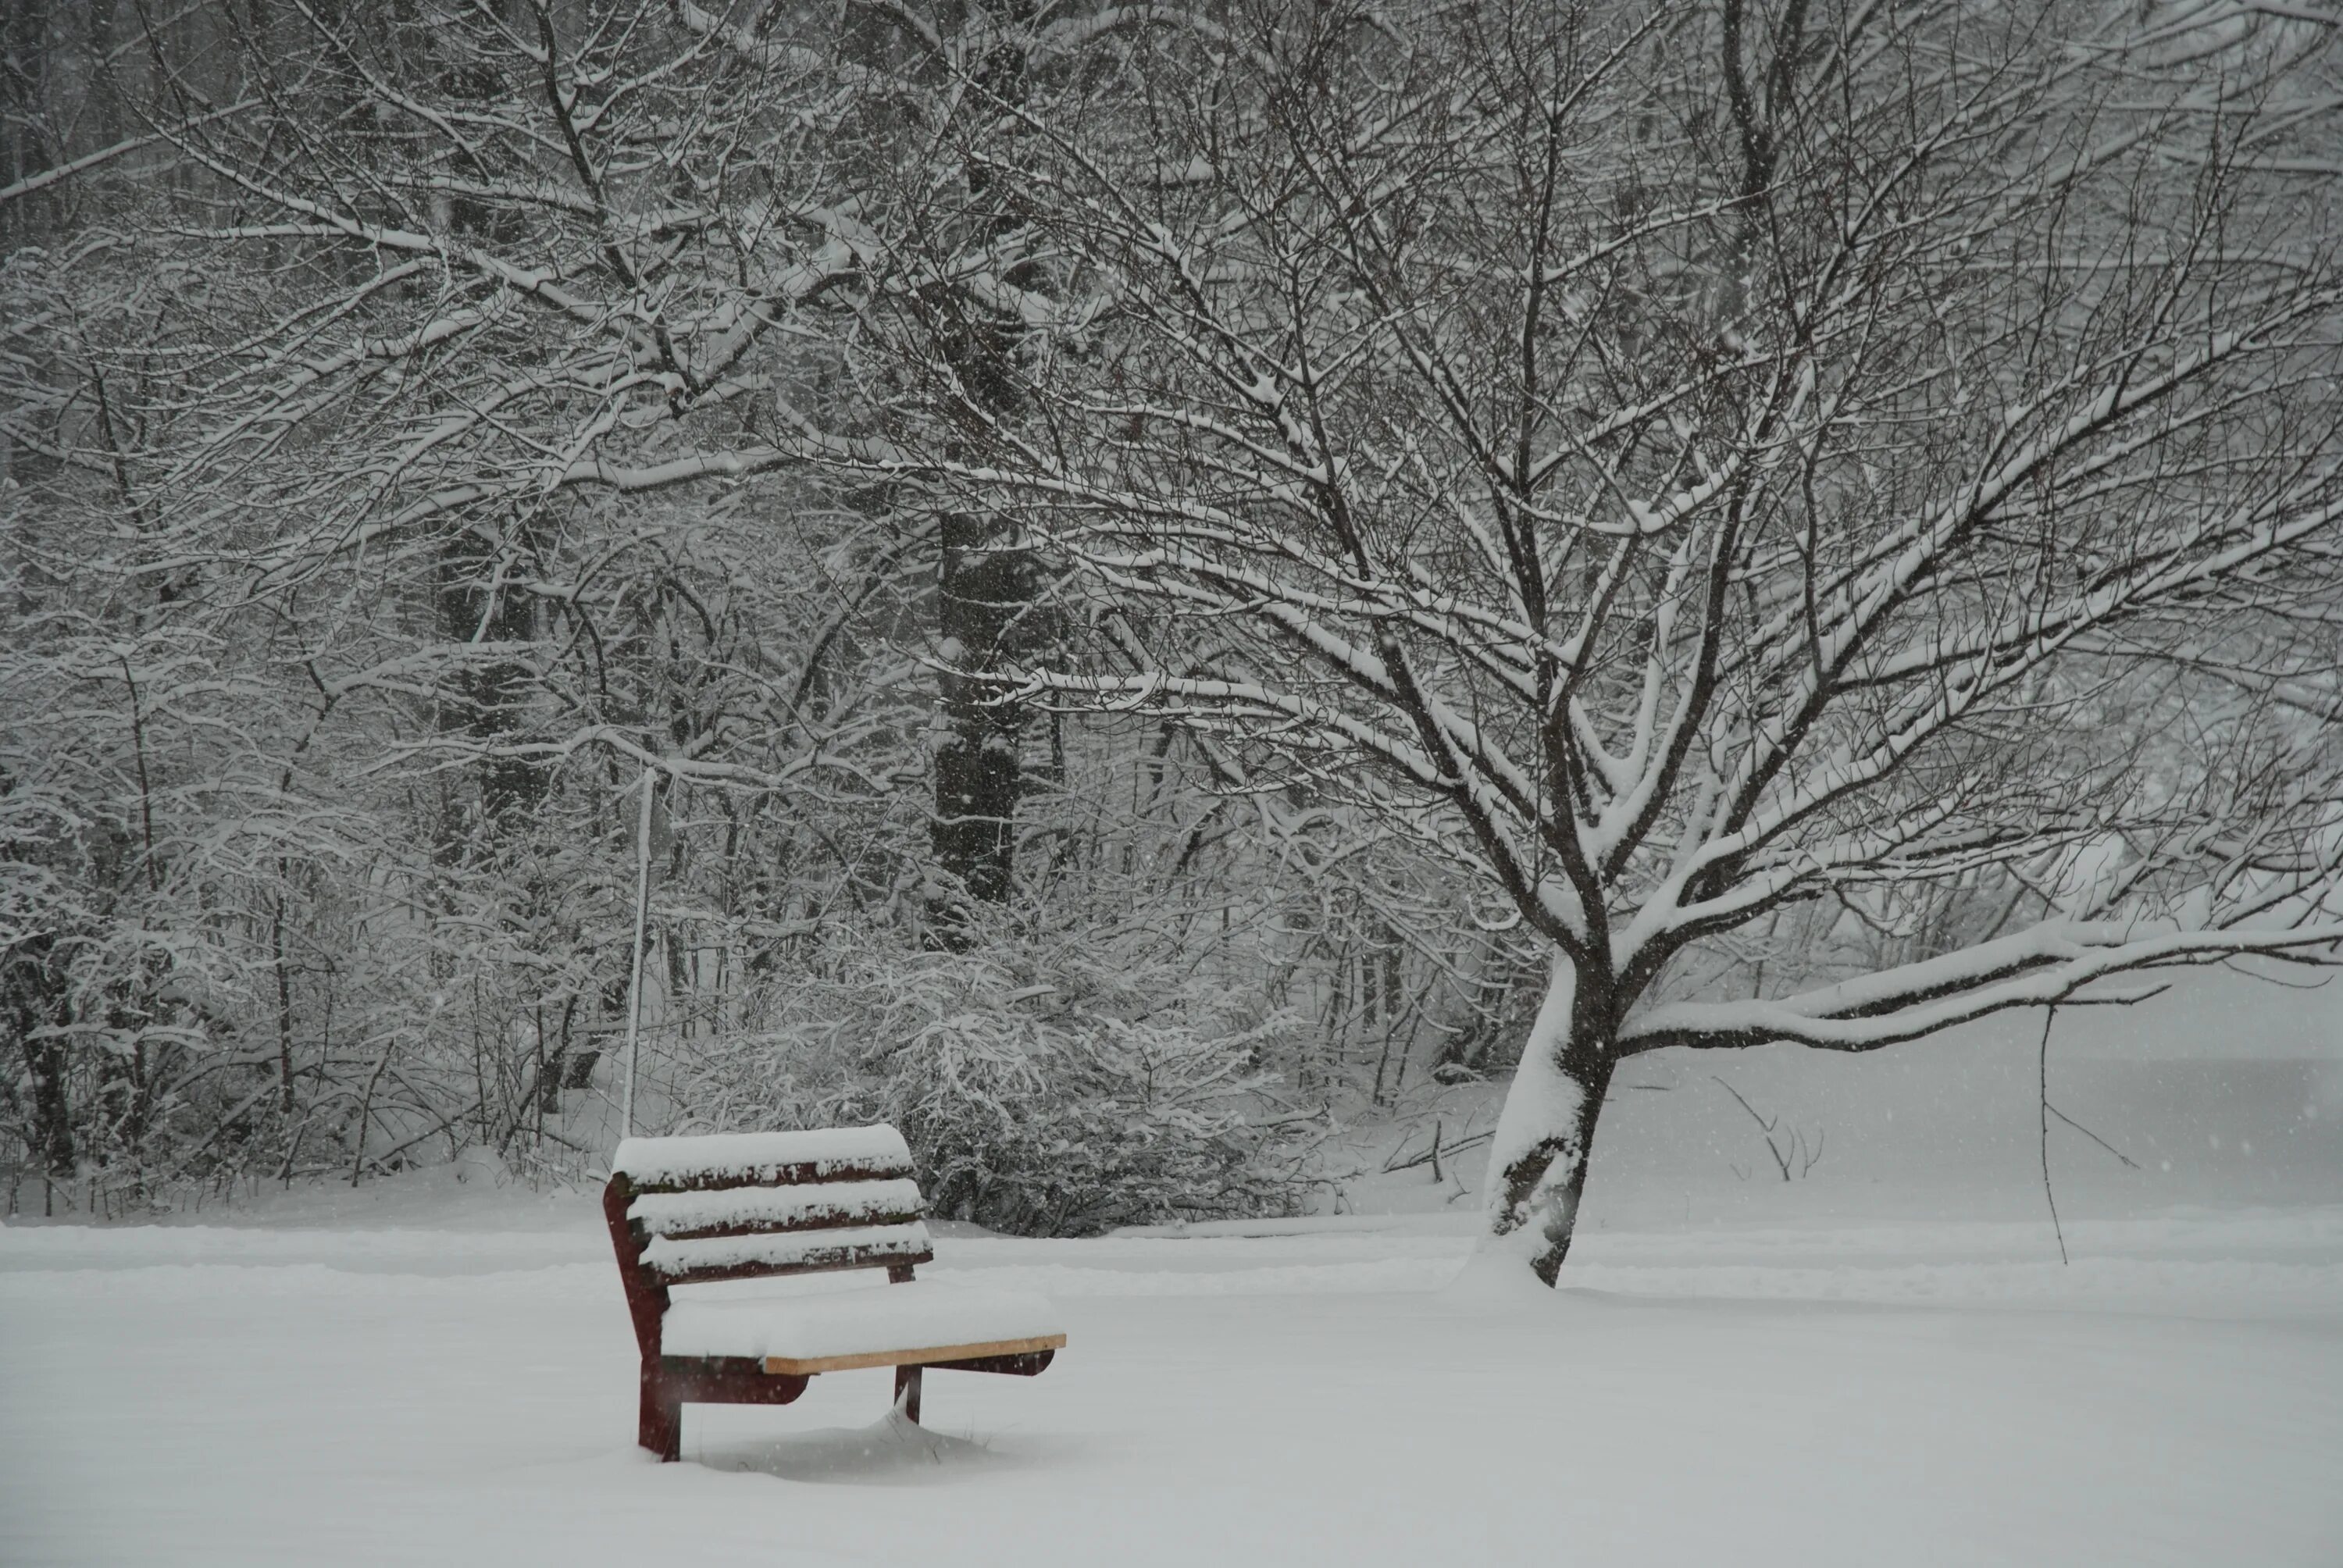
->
[1,0,1553,1222]
[5,0,2339,1274]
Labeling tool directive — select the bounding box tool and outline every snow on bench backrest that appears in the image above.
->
[605,1125,933,1286]
[640,1221,933,1284]
[611,1125,914,1192]
[629,1178,924,1240]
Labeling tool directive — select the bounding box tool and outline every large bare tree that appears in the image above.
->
[865,0,2343,1279]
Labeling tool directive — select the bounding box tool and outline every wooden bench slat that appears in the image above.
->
[647,1211,923,1244]
[622,1160,912,1195]
[629,1178,924,1241]
[761,1333,1068,1377]
[643,1222,936,1285]
[651,1246,939,1287]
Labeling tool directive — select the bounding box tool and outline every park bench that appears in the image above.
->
[603,1124,1064,1461]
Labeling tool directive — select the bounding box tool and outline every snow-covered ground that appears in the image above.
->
[6,1000,2340,1565]
[5,1187,2340,1566]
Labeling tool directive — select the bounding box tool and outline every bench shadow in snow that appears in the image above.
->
[694,1410,1065,1487]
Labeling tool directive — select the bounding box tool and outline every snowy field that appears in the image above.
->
[7,1007,2341,1567]
[5,1195,2341,1566]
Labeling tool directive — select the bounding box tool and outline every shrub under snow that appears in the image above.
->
[662,931,1319,1235]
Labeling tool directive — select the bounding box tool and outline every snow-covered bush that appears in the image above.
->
[662,928,1319,1235]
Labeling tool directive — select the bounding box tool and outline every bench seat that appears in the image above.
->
[662,1279,1066,1372]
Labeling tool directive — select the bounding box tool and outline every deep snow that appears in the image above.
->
[5,996,2340,1566]
[4,1192,2339,1566]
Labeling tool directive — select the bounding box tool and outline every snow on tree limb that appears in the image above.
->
[1621,918,2343,1055]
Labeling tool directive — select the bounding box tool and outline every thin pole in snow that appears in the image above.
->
[620,764,656,1138]
[2038,1003,2067,1266]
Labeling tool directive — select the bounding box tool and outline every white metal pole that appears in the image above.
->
[619,765,655,1137]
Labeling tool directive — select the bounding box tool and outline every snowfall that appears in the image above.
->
[5,977,2341,1566]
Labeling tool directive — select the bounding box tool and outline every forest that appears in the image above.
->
[5,0,2340,1282]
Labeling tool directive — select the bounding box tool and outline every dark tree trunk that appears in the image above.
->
[931,511,1035,928]
[25,1035,76,1178]
[4,936,77,1178]
[435,533,544,852]
[1,0,59,245]
[4,719,74,1177]
[924,5,1043,937]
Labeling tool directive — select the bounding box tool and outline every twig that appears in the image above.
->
[2045,1101,2141,1169]
[1711,1075,1820,1181]
[1382,1128,1492,1174]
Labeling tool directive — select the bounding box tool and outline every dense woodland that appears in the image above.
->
[5,0,2341,1272]
[1,0,1548,1223]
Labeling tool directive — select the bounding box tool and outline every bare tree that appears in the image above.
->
[865,0,2343,1280]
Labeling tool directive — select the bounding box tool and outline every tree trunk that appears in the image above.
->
[930,511,1033,932]
[433,522,542,864]
[0,0,57,246]
[1478,953,1615,1286]
[2,935,76,1178]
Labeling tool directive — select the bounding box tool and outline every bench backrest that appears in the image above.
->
[604,1126,933,1356]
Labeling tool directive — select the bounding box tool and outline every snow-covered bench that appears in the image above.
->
[602,1125,1064,1461]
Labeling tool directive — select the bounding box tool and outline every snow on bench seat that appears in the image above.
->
[627,1178,925,1238]
[661,1279,1066,1372]
[640,1221,933,1281]
[612,1126,912,1191]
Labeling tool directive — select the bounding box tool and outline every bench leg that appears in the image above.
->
[893,1365,923,1425]
[640,1367,682,1462]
